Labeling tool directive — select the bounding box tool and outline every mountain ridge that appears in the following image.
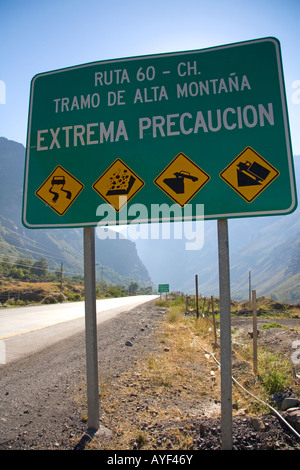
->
[0,137,151,287]
[1,136,299,302]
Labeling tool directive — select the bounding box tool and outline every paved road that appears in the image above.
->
[0,295,158,364]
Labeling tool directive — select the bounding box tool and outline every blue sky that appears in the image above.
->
[1,0,300,154]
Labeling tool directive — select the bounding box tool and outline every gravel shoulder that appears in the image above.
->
[0,299,300,451]
[0,299,164,450]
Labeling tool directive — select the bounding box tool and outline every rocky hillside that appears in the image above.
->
[0,137,151,287]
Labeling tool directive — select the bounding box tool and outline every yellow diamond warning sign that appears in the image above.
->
[36,165,84,216]
[93,158,145,211]
[154,153,210,207]
[220,147,280,203]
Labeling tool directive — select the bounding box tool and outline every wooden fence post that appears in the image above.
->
[195,275,199,319]
[211,295,217,347]
[252,289,258,375]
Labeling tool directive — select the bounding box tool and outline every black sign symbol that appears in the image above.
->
[163,171,198,194]
[106,168,136,196]
[237,160,270,187]
[49,176,72,203]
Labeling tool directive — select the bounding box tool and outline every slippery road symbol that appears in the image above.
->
[35,165,84,216]
[49,176,72,203]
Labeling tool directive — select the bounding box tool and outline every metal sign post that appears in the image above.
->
[252,289,258,375]
[83,227,99,431]
[217,219,232,450]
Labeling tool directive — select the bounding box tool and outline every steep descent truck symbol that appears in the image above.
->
[236,160,270,187]
[163,171,198,194]
[49,175,72,203]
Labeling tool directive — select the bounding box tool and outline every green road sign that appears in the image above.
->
[23,37,297,228]
[158,284,169,293]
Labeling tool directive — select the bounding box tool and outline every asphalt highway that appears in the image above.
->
[0,295,158,364]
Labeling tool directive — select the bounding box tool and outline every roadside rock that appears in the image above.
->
[42,293,67,304]
[282,408,300,433]
[281,397,300,411]
[251,417,266,431]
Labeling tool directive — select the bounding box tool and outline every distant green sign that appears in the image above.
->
[158,284,169,293]
[23,37,297,228]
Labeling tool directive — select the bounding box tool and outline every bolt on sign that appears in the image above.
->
[23,37,297,228]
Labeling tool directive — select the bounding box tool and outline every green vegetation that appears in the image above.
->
[259,350,292,394]
[155,295,298,408]
[84,294,299,450]
[261,322,286,330]
[0,256,57,282]
[237,342,293,400]
[0,255,152,306]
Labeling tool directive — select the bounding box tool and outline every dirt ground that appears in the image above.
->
[87,305,300,451]
[0,299,300,451]
[231,315,300,358]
